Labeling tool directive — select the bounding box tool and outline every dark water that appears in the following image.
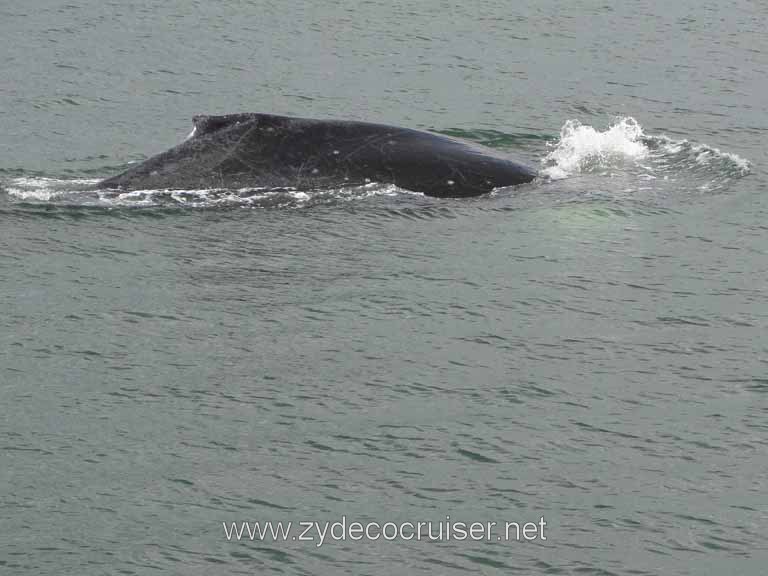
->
[1,1,766,575]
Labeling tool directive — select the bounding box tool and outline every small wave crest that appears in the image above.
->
[541,117,750,192]
[542,117,649,179]
[3,177,104,201]
[3,177,410,209]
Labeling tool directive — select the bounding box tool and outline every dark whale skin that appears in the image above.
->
[101,113,537,198]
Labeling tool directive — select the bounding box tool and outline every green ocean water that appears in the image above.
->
[1,1,766,574]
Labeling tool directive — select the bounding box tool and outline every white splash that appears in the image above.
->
[542,117,649,179]
[3,176,410,208]
[4,177,102,201]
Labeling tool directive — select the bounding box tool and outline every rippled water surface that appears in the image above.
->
[1,1,767,575]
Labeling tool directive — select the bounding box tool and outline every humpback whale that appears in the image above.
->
[101,113,536,198]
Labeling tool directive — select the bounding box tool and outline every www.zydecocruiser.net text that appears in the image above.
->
[223,516,547,547]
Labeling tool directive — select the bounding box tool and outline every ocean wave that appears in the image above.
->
[2,178,409,209]
[541,117,751,192]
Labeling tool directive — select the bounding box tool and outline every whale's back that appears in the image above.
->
[101,113,537,197]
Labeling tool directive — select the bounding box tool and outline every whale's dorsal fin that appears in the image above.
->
[190,114,257,138]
